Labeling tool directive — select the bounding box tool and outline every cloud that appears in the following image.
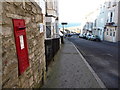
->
[59,0,104,23]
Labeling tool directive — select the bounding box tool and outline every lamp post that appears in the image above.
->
[61,22,68,37]
[60,22,67,44]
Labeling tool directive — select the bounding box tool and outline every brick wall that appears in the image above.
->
[1,1,46,88]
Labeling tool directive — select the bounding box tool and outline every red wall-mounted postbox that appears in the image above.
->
[12,19,29,75]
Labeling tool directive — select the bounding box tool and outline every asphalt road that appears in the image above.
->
[67,35,119,88]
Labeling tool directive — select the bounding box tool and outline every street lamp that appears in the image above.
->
[61,22,68,37]
[60,22,68,44]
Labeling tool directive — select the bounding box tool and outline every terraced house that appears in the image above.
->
[45,0,59,38]
[82,0,120,42]
[45,0,60,70]
[104,0,120,42]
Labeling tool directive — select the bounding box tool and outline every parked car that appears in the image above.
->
[89,35,96,41]
[65,33,72,37]
[75,33,80,36]
[82,33,87,39]
[86,34,92,40]
[79,33,84,38]
[90,35,101,41]
[95,35,101,41]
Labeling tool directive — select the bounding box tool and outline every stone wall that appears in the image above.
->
[1,1,46,88]
[0,2,2,89]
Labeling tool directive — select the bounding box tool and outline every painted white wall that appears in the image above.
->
[46,0,59,38]
[39,0,46,14]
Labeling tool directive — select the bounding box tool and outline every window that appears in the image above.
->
[110,12,113,22]
[94,19,97,27]
[91,23,93,29]
[100,30,102,35]
[107,19,109,22]
[104,29,106,32]
[107,29,109,35]
[113,32,115,37]
[108,12,114,22]
[110,29,112,36]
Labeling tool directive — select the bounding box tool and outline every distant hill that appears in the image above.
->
[59,23,81,28]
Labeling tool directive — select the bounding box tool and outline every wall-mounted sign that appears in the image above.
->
[39,23,43,33]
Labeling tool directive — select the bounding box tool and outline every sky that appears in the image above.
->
[59,0,105,23]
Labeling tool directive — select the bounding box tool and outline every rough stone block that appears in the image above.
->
[24,17,31,24]
[29,76,34,86]
[0,71,2,80]
[33,40,37,46]
[14,2,22,6]
[4,0,14,3]
[2,16,12,25]
[25,3,32,11]
[0,2,3,16]
[31,23,37,29]
[2,27,12,36]
[5,4,16,14]
[2,60,18,75]
[21,80,29,88]
[29,53,34,60]
[35,15,41,23]
[6,13,23,19]
[32,6,37,14]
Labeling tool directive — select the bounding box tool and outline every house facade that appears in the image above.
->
[82,0,120,42]
[95,0,120,42]
[45,0,59,38]
[44,0,60,70]
[104,0,120,42]
[82,9,99,35]
[95,3,108,41]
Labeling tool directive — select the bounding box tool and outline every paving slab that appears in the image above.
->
[42,39,106,88]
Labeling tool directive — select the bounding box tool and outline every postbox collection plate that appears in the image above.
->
[12,19,29,75]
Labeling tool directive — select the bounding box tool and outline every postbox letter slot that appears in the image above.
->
[18,26,26,30]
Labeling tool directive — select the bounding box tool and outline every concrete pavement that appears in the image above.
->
[42,39,106,88]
